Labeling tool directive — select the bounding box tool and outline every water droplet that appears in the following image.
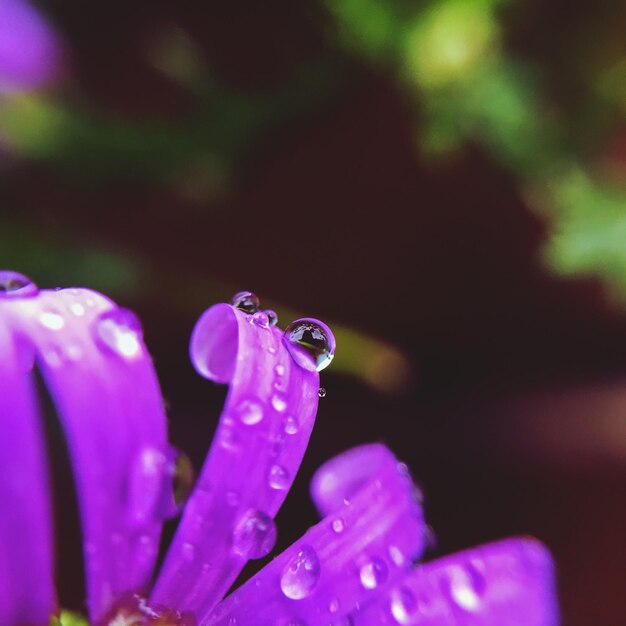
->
[329,597,340,613]
[94,308,142,358]
[182,542,196,562]
[70,302,86,316]
[280,546,321,600]
[331,518,345,534]
[42,346,64,368]
[251,311,269,328]
[275,364,285,376]
[172,449,194,507]
[231,291,260,314]
[237,399,264,425]
[447,563,485,612]
[283,416,299,435]
[269,465,290,490]
[390,587,419,624]
[0,271,38,297]
[39,311,65,330]
[318,387,326,398]
[232,509,276,559]
[360,557,388,590]
[271,394,287,412]
[389,545,405,566]
[283,318,335,372]
[265,310,278,326]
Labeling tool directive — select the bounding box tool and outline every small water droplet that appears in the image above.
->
[70,302,86,317]
[251,311,269,328]
[318,387,326,398]
[232,509,276,559]
[329,597,340,613]
[65,344,82,361]
[0,271,38,297]
[237,399,264,425]
[447,563,485,612]
[331,518,345,534]
[389,545,405,566]
[265,310,278,326]
[360,557,388,590]
[172,449,194,507]
[283,318,335,372]
[42,346,64,368]
[268,345,276,354]
[268,465,290,490]
[225,490,240,507]
[280,546,321,600]
[390,587,419,624]
[283,416,299,435]
[271,394,287,412]
[182,542,196,562]
[231,291,260,314]
[94,308,142,358]
[39,311,65,330]
[275,364,285,376]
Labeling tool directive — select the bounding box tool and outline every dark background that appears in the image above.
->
[1,1,625,624]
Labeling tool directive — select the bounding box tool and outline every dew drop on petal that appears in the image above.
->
[318,387,326,398]
[70,302,86,317]
[251,311,269,328]
[283,415,299,435]
[329,597,340,614]
[271,394,287,412]
[39,311,65,330]
[268,464,290,490]
[280,546,321,600]
[390,586,419,624]
[182,542,196,563]
[94,308,142,358]
[360,557,388,590]
[388,545,405,567]
[236,398,264,425]
[331,518,345,534]
[446,563,485,612]
[275,364,285,377]
[265,310,278,326]
[283,318,335,372]
[232,509,277,559]
[231,291,260,314]
[0,271,38,297]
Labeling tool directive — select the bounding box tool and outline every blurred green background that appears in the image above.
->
[1,1,625,625]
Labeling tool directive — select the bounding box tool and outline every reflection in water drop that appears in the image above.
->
[232,509,277,559]
[280,546,321,600]
[283,318,335,372]
[231,291,260,314]
[94,308,142,358]
[0,270,38,297]
[265,310,278,326]
[251,311,269,328]
[318,387,326,398]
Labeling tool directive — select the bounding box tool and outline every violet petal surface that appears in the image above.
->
[204,444,426,626]
[352,537,560,626]
[0,287,169,623]
[151,303,320,620]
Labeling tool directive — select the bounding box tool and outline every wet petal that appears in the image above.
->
[204,444,426,626]
[0,306,56,625]
[0,285,169,623]
[352,537,559,626]
[151,303,321,619]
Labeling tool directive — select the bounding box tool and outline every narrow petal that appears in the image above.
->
[151,304,321,619]
[0,284,169,623]
[205,444,426,626]
[352,537,560,626]
[0,305,56,625]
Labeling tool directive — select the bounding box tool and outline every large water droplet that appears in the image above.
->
[251,311,269,328]
[283,318,335,372]
[360,557,388,590]
[236,399,264,425]
[265,310,278,326]
[0,271,38,297]
[390,587,419,624]
[231,291,260,314]
[280,546,321,600]
[94,308,142,358]
[39,311,65,330]
[232,509,277,559]
[268,464,290,490]
[447,563,485,612]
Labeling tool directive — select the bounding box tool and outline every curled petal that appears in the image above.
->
[352,537,560,626]
[205,444,426,626]
[0,286,169,623]
[0,310,56,625]
[151,304,320,619]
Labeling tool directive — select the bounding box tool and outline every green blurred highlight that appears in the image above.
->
[50,611,89,626]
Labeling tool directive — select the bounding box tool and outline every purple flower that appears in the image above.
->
[0,271,560,626]
[0,0,60,93]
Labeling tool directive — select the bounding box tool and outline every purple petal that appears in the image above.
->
[0,301,56,625]
[151,304,321,619]
[0,0,60,92]
[0,285,169,623]
[352,537,560,625]
[205,444,426,626]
